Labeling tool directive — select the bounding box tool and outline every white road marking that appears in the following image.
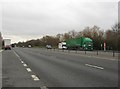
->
[26,68,32,72]
[85,64,104,70]
[23,63,27,67]
[0,50,3,52]
[31,75,39,81]
[13,51,20,58]
[13,50,40,82]
[41,86,48,89]
[21,61,24,64]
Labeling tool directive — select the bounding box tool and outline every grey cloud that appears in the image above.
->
[2,1,118,43]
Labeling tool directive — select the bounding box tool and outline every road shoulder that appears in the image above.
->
[2,50,42,87]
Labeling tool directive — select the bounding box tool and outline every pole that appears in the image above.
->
[85,50,86,54]
[113,50,115,57]
[68,49,70,52]
[103,29,106,52]
[104,42,106,52]
[97,50,98,55]
[76,50,77,53]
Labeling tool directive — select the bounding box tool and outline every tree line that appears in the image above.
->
[0,32,2,49]
[15,23,120,51]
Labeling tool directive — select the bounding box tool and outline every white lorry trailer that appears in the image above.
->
[58,42,67,49]
[3,39,11,50]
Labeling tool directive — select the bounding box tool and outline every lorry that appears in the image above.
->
[66,37,93,50]
[3,39,11,50]
[58,42,67,49]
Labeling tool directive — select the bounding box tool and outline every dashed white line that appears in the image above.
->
[23,63,28,67]
[21,61,24,64]
[0,50,3,52]
[26,68,32,72]
[85,64,104,70]
[31,75,40,81]
[13,50,41,83]
[41,86,48,89]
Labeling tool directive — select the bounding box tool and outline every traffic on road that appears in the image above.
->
[2,47,118,88]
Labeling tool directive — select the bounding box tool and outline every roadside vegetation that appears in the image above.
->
[10,23,120,51]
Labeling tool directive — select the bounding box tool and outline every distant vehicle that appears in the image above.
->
[66,37,93,51]
[28,45,32,48]
[58,42,67,49]
[3,39,11,50]
[46,45,52,49]
[11,44,15,48]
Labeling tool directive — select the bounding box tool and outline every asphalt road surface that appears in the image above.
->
[2,47,118,87]
[0,50,2,88]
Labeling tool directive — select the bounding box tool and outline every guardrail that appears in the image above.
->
[45,48,119,59]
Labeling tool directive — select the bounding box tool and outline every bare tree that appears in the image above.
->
[63,33,71,41]
[68,30,78,38]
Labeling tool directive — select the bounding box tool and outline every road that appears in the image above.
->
[2,47,118,87]
[0,50,2,88]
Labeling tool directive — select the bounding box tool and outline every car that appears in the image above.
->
[28,45,32,48]
[46,45,52,49]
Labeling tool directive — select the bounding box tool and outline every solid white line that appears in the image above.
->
[13,51,20,58]
[31,75,39,81]
[26,68,32,72]
[23,63,27,67]
[85,64,104,70]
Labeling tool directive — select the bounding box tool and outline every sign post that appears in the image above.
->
[104,42,106,51]
[103,30,106,52]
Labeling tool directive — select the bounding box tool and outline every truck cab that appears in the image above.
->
[83,38,93,51]
[58,42,67,50]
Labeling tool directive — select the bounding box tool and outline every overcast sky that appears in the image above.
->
[0,0,118,43]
